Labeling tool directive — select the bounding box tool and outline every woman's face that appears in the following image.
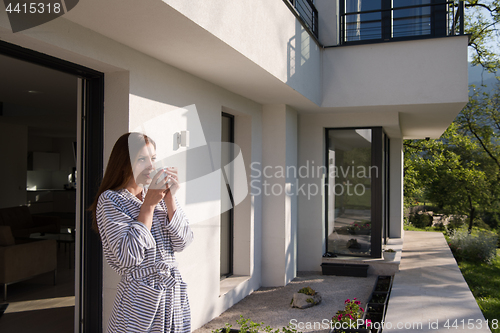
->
[131,143,156,186]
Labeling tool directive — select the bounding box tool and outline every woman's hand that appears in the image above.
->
[163,167,180,221]
[137,169,169,229]
[164,167,180,196]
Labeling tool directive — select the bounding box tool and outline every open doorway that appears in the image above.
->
[0,42,104,333]
[0,53,78,331]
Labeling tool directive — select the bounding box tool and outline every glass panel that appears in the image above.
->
[345,0,381,13]
[345,13,382,41]
[326,129,373,256]
[393,0,432,37]
[345,0,382,41]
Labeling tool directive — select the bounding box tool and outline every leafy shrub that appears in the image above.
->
[403,216,410,227]
[481,211,500,230]
[447,215,466,231]
[448,228,498,263]
[434,222,446,231]
[472,218,491,230]
[409,213,433,228]
[213,315,300,333]
[298,286,316,296]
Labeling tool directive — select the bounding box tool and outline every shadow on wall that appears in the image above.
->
[287,20,315,97]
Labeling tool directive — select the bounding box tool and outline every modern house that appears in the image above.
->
[0,0,468,332]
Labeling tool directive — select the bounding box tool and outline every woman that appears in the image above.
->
[90,132,193,333]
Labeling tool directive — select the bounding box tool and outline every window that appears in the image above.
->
[324,127,389,258]
[221,113,234,278]
[340,0,449,44]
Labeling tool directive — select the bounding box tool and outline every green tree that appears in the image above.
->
[405,123,492,231]
[464,0,500,71]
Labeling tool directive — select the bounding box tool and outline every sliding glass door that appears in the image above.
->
[324,127,388,258]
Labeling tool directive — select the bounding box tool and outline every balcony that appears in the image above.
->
[339,0,465,45]
[284,0,319,39]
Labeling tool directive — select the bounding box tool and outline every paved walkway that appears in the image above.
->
[385,231,491,332]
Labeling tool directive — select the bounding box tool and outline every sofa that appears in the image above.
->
[0,206,60,239]
[0,225,57,300]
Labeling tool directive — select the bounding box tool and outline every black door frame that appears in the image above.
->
[221,112,235,278]
[0,40,104,333]
[324,126,386,258]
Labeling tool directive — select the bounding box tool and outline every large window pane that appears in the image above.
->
[341,0,448,43]
[393,0,431,37]
[345,0,382,41]
[221,114,234,278]
[326,129,373,256]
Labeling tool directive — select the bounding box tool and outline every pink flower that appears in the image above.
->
[348,314,353,320]
[360,307,364,312]
[345,299,350,303]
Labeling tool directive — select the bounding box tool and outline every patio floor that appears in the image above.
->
[194,273,377,333]
[196,230,491,333]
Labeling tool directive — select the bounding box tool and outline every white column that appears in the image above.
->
[261,105,297,287]
[389,138,403,238]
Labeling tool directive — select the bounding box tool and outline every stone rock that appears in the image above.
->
[290,292,322,309]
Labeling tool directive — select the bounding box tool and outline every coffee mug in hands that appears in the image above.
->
[150,166,177,190]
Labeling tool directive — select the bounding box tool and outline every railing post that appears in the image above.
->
[459,1,465,35]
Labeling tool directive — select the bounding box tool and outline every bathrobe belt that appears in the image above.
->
[124,261,180,290]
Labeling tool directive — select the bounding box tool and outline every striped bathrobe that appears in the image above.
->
[97,188,194,333]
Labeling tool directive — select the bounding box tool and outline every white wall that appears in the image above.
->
[322,36,469,108]
[162,0,323,106]
[316,0,338,46]
[125,64,264,329]
[297,111,402,271]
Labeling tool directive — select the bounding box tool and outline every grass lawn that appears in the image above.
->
[403,224,443,232]
[457,249,500,333]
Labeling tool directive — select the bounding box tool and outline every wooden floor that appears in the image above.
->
[0,244,75,333]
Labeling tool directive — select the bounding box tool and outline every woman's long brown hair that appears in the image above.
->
[89,132,155,233]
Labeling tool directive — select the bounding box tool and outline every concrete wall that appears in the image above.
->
[0,12,264,331]
[322,36,469,108]
[316,0,338,46]
[389,138,404,238]
[297,111,402,271]
[163,0,322,106]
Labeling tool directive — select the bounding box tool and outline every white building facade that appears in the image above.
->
[0,0,468,331]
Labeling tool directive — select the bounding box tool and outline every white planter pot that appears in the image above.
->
[383,251,396,261]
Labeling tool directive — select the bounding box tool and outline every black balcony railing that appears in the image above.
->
[340,0,465,45]
[285,0,319,39]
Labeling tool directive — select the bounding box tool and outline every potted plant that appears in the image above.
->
[382,248,396,261]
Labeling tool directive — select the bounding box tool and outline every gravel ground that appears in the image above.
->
[194,273,377,333]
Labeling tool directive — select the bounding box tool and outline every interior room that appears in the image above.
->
[0,53,77,332]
